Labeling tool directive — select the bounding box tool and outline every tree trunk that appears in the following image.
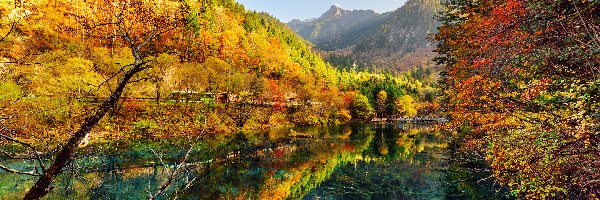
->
[23,64,143,200]
[155,82,161,104]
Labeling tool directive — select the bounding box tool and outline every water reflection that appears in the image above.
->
[305,124,447,200]
[0,124,509,199]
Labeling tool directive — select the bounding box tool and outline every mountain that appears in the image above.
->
[287,5,383,51]
[287,0,442,72]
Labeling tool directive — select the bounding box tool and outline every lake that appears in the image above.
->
[0,124,511,199]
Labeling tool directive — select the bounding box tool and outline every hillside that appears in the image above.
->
[287,0,442,72]
[0,0,432,141]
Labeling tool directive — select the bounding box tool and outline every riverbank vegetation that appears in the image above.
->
[435,0,598,198]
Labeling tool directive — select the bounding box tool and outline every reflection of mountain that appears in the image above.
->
[287,0,442,72]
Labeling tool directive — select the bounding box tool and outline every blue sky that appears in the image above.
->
[236,0,408,23]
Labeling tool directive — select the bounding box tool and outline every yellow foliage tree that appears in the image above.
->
[395,95,417,117]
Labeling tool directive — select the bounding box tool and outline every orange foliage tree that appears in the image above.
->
[9,0,189,199]
[435,0,599,198]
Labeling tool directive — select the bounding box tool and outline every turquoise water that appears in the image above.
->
[0,124,510,199]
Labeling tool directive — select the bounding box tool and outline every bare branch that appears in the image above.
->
[0,21,16,42]
[0,127,47,173]
[583,180,600,187]
[172,176,198,200]
[0,97,22,110]
[0,148,36,160]
[148,128,208,200]
[147,144,193,200]
[0,164,41,176]
[136,29,160,52]
[149,148,167,170]
[84,63,131,95]
[476,175,494,183]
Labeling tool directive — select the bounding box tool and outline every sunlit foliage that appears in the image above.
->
[435,0,599,198]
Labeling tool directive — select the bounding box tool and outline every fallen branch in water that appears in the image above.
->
[0,164,40,176]
[147,127,209,200]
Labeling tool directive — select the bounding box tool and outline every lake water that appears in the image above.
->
[0,124,511,199]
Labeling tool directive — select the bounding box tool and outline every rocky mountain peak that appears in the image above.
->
[320,5,346,18]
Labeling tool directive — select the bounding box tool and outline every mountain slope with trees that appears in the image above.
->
[287,0,442,72]
[287,5,384,51]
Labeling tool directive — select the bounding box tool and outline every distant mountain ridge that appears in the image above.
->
[287,5,383,51]
[287,0,442,72]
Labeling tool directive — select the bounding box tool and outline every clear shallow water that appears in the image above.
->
[0,124,510,199]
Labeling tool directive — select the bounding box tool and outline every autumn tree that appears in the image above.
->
[202,56,233,92]
[435,0,599,198]
[18,0,188,199]
[395,95,417,117]
[0,1,19,43]
[147,54,179,103]
[376,90,388,117]
[351,93,375,121]
[0,1,34,63]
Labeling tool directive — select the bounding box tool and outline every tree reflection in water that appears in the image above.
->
[305,124,512,200]
[0,124,510,199]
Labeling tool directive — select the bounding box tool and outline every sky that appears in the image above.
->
[235,0,409,23]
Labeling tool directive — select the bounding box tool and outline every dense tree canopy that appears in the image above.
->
[435,0,599,198]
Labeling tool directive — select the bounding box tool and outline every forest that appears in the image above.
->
[435,0,599,198]
[0,0,438,140]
